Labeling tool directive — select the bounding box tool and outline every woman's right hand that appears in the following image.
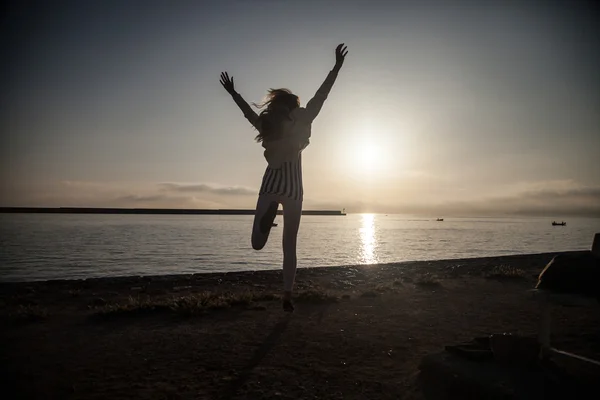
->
[220,72,236,95]
[335,43,348,67]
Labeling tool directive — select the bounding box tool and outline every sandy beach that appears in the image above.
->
[2,252,599,399]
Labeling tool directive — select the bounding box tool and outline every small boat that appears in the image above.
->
[436,218,444,221]
[552,221,566,226]
[272,222,278,227]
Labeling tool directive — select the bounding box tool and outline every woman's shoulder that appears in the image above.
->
[292,107,307,114]
[291,107,309,121]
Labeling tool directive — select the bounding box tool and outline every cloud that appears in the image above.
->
[106,182,258,208]
[2,179,599,217]
[518,186,600,202]
[114,194,171,203]
[60,180,110,188]
[313,182,600,217]
[482,185,600,217]
[158,182,256,196]
[109,193,224,209]
[0,180,248,209]
[400,170,439,179]
[416,183,600,217]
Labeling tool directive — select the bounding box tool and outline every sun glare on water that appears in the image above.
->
[359,213,378,264]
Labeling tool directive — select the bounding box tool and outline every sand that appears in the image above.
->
[1,252,599,399]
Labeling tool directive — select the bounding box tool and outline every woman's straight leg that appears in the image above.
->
[281,197,303,292]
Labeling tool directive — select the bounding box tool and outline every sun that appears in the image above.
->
[351,142,386,173]
[359,144,380,168]
[334,117,406,179]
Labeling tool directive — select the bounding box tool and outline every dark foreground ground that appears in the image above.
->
[1,252,599,399]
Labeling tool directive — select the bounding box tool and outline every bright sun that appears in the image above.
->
[336,117,405,178]
[359,144,380,168]
[334,116,414,182]
[353,142,385,173]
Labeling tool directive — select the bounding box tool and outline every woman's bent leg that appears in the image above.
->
[251,194,279,251]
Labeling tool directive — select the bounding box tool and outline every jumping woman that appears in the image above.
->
[220,43,348,311]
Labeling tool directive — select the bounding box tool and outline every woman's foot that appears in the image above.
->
[283,291,294,312]
[283,299,294,312]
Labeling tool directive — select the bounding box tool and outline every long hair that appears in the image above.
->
[253,88,299,142]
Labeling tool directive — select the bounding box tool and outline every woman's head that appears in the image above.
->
[257,88,300,112]
[253,88,299,142]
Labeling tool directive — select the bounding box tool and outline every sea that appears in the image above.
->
[1,213,598,282]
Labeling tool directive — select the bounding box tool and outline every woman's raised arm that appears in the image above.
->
[220,72,259,128]
[304,44,348,122]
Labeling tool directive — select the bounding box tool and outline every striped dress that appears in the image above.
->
[258,155,304,201]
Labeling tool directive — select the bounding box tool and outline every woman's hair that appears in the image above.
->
[253,88,300,142]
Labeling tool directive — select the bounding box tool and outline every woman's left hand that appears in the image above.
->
[335,43,348,67]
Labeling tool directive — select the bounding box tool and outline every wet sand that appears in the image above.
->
[1,252,599,399]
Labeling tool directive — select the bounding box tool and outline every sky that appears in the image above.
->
[1,0,599,216]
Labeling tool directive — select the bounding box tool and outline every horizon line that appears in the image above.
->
[0,206,598,219]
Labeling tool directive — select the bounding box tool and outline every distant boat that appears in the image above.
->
[272,222,278,227]
[436,218,444,221]
[552,221,566,226]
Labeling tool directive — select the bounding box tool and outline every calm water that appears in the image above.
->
[0,214,598,282]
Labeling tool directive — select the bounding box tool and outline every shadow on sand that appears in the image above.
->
[221,316,292,399]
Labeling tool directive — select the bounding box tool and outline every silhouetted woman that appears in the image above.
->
[220,43,348,311]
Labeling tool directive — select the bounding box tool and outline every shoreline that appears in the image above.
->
[0,251,581,286]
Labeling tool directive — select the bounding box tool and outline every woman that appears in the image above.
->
[220,43,348,311]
